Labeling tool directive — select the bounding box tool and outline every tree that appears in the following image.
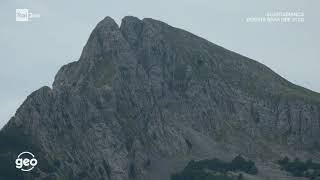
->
[278,156,289,166]
[237,173,244,180]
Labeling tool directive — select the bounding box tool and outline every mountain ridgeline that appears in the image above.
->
[0,16,320,180]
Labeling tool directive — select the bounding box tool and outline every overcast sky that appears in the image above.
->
[0,0,319,128]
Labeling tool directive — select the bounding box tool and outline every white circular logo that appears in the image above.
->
[15,152,38,171]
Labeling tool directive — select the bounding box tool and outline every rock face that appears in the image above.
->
[1,16,320,180]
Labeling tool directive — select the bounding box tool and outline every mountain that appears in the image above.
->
[1,16,320,180]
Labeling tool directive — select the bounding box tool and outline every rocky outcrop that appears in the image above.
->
[1,16,320,180]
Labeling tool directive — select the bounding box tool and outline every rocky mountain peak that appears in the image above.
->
[120,16,143,48]
[1,16,320,180]
[80,16,127,60]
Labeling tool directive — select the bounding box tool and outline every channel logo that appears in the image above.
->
[15,152,38,171]
[16,9,40,22]
[16,9,29,22]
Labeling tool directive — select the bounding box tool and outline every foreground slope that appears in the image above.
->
[1,16,320,180]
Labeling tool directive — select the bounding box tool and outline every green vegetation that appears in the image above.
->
[92,57,116,87]
[171,155,257,180]
[277,157,320,180]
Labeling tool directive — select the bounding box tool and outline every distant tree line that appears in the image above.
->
[278,156,320,180]
[171,155,258,180]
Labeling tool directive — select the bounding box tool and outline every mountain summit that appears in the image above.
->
[1,16,320,180]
